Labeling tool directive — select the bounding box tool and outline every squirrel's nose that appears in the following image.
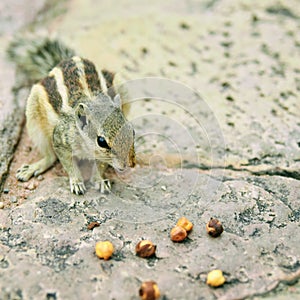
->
[113,159,127,172]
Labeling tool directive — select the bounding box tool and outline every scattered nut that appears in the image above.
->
[10,196,18,203]
[95,241,114,260]
[136,240,156,258]
[206,218,223,237]
[170,225,187,242]
[177,217,193,232]
[139,281,160,300]
[206,269,225,287]
[24,181,38,191]
[87,222,100,230]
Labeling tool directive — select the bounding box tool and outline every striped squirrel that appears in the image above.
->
[8,38,135,195]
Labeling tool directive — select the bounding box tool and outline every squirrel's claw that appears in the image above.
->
[101,179,111,193]
[94,179,111,194]
[70,179,86,195]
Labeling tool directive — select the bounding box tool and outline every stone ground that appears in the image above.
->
[0,0,300,299]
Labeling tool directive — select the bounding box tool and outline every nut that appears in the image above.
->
[176,217,193,232]
[206,218,223,237]
[170,225,187,242]
[206,269,225,287]
[95,241,114,260]
[139,281,160,300]
[136,240,156,258]
[87,221,100,230]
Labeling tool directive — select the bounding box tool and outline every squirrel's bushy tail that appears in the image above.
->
[7,37,75,82]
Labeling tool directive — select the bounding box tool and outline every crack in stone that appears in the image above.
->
[182,162,300,181]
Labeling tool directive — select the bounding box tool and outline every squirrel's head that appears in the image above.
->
[74,94,135,170]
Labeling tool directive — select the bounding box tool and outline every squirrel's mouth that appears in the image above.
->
[112,160,126,172]
[113,155,135,172]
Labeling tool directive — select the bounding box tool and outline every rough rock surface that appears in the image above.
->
[0,0,48,191]
[1,172,300,299]
[1,0,300,299]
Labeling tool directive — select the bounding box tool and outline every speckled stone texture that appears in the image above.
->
[1,1,300,299]
[0,0,48,191]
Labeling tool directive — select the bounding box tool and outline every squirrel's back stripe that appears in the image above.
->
[97,69,108,94]
[58,58,84,107]
[49,67,70,112]
[40,76,62,113]
[82,58,102,95]
[38,56,118,113]
[72,56,94,100]
[102,69,115,88]
[102,69,116,98]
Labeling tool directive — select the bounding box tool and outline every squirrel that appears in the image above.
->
[8,38,136,195]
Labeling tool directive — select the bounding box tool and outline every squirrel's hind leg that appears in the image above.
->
[17,84,57,181]
[16,154,56,181]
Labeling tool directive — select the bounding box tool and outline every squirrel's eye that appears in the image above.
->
[97,136,110,149]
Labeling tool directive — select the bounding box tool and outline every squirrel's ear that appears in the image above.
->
[113,94,122,109]
[75,103,89,130]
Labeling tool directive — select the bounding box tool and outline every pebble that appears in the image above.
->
[20,192,28,200]
[37,175,44,181]
[24,181,38,190]
[0,202,4,209]
[161,185,167,191]
[10,196,18,203]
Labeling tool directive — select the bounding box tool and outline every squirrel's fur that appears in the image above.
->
[9,38,135,194]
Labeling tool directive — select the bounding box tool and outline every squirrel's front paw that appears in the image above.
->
[94,179,111,194]
[70,178,86,195]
